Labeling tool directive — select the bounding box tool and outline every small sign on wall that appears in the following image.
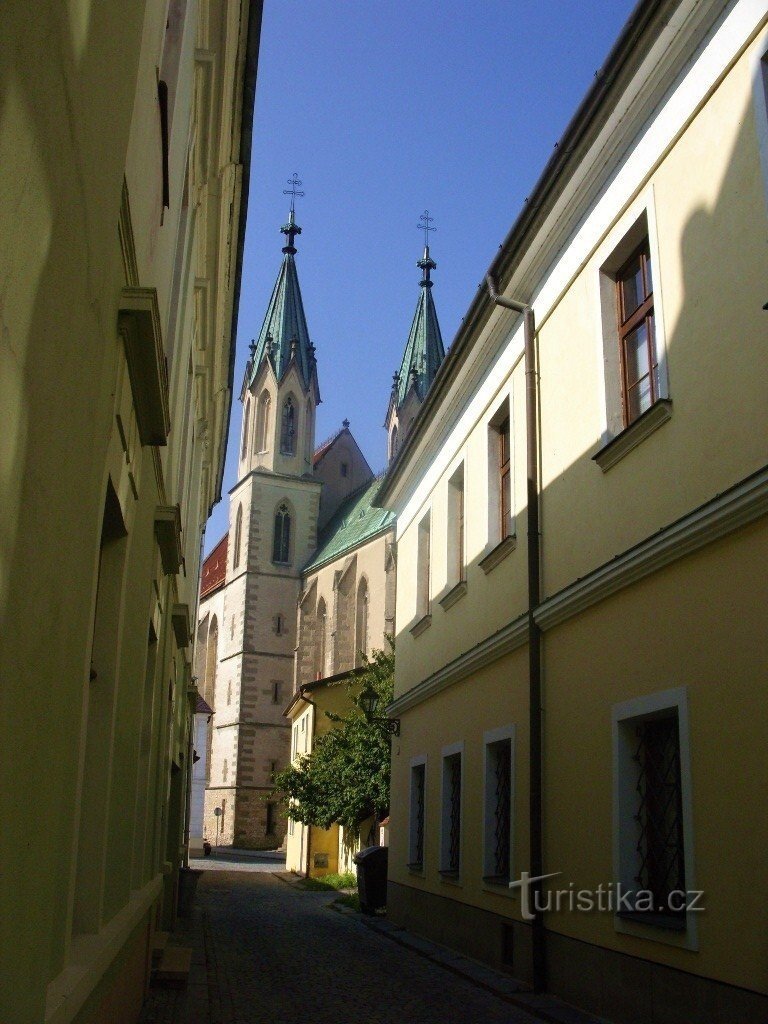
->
[313,852,329,869]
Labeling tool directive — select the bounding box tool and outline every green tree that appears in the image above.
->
[273,640,394,844]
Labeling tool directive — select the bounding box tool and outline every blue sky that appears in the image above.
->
[204,0,635,551]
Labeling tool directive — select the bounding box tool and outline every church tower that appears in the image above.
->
[385,211,446,462]
[200,186,323,849]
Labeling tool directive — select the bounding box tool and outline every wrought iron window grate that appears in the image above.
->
[493,743,511,879]
[448,755,461,873]
[633,715,685,913]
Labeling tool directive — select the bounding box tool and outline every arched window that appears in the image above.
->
[305,399,313,461]
[204,616,218,707]
[355,577,369,667]
[241,397,251,460]
[272,503,291,564]
[390,424,398,460]
[233,504,243,569]
[280,396,296,455]
[316,598,327,680]
[255,390,271,453]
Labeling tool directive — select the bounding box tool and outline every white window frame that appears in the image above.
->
[439,741,463,880]
[408,755,427,873]
[446,461,466,589]
[612,686,697,950]
[482,725,515,890]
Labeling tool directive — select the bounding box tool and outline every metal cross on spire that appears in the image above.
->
[283,172,305,213]
[281,173,304,253]
[416,209,437,286]
[417,209,436,248]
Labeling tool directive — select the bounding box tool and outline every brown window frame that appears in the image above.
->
[616,241,658,427]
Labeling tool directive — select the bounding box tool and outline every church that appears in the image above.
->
[194,200,445,850]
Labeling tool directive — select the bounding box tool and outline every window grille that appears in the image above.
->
[409,764,425,869]
[492,742,511,880]
[447,754,461,874]
[633,714,685,914]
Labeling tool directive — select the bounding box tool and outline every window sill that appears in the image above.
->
[592,399,673,472]
[438,869,461,885]
[439,580,467,611]
[410,614,432,638]
[616,910,686,932]
[482,874,511,888]
[479,535,516,574]
[406,862,425,875]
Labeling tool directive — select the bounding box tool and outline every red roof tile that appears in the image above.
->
[200,533,227,598]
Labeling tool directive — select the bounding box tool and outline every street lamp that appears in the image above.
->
[360,683,400,736]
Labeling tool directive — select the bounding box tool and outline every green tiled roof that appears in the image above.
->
[394,255,445,408]
[303,477,395,574]
[246,216,315,390]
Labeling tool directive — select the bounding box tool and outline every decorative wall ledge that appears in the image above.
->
[172,603,191,648]
[118,287,170,446]
[479,535,517,574]
[592,399,672,472]
[154,505,183,575]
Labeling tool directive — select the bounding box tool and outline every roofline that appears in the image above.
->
[300,519,395,578]
[376,0,667,506]
[282,666,366,717]
[213,0,263,511]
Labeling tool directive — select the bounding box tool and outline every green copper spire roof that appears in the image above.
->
[246,205,316,390]
[393,239,445,408]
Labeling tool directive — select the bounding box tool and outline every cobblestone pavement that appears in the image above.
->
[141,869,578,1024]
[187,850,286,873]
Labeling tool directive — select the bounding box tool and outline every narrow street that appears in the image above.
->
[141,859,585,1024]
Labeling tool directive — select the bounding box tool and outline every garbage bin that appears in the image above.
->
[353,845,388,914]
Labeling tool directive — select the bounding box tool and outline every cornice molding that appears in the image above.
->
[536,466,768,631]
[389,612,529,717]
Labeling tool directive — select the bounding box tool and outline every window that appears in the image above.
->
[487,399,513,550]
[222,758,228,783]
[272,503,291,564]
[266,802,276,835]
[280,396,296,455]
[255,390,271,453]
[274,613,284,635]
[408,759,426,871]
[416,512,431,620]
[271,681,281,704]
[241,398,251,460]
[355,578,369,666]
[389,424,398,461]
[316,598,327,679]
[440,745,462,878]
[616,240,658,425]
[483,728,515,885]
[613,688,694,937]
[447,463,465,588]
[233,504,243,569]
[340,461,348,478]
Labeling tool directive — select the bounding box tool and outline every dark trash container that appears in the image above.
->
[177,867,203,917]
[353,845,388,914]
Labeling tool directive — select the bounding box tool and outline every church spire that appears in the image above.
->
[246,176,318,395]
[393,211,445,408]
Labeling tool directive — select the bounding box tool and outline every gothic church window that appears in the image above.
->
[280,396,296,455]
[255,390,271,453]
[316,598,327,679]
[233,503,243,569]
[272,503,291,564]
[390,424,398,461]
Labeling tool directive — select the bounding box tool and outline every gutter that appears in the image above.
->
[213,0,264,512]
[375,0,669,508]
[485,276,544,993]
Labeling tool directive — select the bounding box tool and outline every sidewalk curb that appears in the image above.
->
[361,915,611,1024]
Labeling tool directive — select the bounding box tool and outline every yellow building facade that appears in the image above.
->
[0,2,259,1023]
[379,3,768,1021]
